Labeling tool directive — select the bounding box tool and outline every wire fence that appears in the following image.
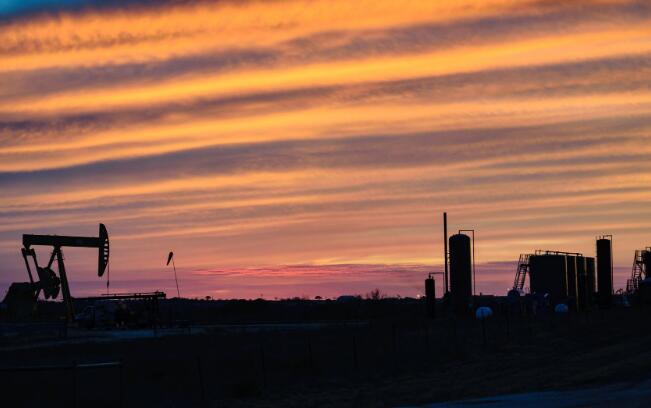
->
[0,307,645,407]
[0,361,123,408]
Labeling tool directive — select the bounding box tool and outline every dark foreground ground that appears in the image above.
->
[409,379,651,407]
[2,303,651,407]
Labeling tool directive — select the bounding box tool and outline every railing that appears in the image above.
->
[513,254,531,291]
[627,250,646,294]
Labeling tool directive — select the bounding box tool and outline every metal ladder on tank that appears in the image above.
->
[626,250,645,293]
[513,253,531,292]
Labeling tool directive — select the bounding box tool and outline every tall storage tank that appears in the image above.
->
[596,238,613,308]
[586,257,596,306]
[529,254,568,300]
[449,233,472,314]
[566,255,578,310]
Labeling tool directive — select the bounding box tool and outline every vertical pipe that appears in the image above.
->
[610,237,614,293]
[444,212,449,294]
[472,231,476,296]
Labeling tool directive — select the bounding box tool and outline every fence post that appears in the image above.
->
[119,360,124,408]
[391,323,398,372]
[505,310,510,341]
[352,334,359,373]
[71,361,78,408]
[421,321,431,370]
[260,344,268,391]
[452,318,459,357]
[391,323,397,354]
[307,335,314,372]
[196,355,206,407]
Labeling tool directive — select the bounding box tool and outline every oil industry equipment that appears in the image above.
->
[75,291,166,328]
[443,212,449,295]
[512,253,532,293]
[579,257,596,310]
[586,257,596,301]
[3,224,109,321]
[441,212,477,315]
[449,230,475,314]
[567,254,579,309]
[627,246,650,294]
[528,250,595,311]
[597,235,614,307]
[529,252,570,300]
[425,272,443,318]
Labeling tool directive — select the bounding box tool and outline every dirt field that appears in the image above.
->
[2,304,651,407]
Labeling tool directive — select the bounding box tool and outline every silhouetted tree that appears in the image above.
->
[366,288,386,300]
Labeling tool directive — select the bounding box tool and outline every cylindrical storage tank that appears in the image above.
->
[597,238,613,308]
[566,256,578,310]
[529,254,568,300]
[425,277,436,318]
[644,250,651,277]
[586,257,596,305]
[638,277,651,305]
[576,257,587,311]
[449,233,472,314]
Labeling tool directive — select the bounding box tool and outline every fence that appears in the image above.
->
[0,361,123,407]
[0,307,642,407]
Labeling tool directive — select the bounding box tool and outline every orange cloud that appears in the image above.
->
[1,0,650,298]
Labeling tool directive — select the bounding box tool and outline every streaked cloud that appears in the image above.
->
[1,0,650,298]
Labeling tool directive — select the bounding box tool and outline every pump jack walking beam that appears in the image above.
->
[21,224,109,322]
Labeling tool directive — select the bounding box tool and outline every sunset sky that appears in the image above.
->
[1,0,651,299]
